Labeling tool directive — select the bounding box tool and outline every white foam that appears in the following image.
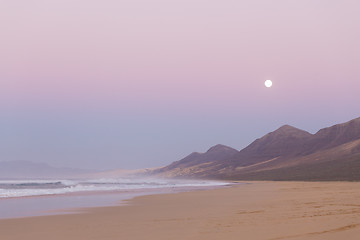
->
[0,178,229,198]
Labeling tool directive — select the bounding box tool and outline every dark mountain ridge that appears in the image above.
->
[154,144,238,178]
[155,117,360,181]
[225,125,312,167]
[308,117,360,151]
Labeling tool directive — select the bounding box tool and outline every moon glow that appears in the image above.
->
[265,80,273,88]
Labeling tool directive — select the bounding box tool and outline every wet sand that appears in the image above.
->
[1,181,360,240]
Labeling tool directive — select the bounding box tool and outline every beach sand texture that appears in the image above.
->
[1,181,360,240]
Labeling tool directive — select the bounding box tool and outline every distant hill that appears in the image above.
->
[82,167,158,179]
[154,117,360,181]
[0,161,93,179]
[153,144,239,178]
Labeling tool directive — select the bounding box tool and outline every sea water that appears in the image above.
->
[0,178,229,219]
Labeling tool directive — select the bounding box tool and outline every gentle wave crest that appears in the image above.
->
[0,179,229,198]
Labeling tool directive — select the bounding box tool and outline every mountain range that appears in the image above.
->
[0,161,93,179]
[153,117,360,181]
[2,117,360,181]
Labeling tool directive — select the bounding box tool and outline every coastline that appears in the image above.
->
[1,181,360,240]
[0,182,231,219]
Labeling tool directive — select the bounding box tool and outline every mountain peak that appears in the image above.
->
[268,125,312,139]
[275,124,310,134]
[206,144,237,153]
[277,124,296,130]
[236,124,312,160]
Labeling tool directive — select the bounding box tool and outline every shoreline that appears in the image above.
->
[1,181,360,240]
[0,183,233,219]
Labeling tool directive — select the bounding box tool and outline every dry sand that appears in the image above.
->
[1,181,360,240]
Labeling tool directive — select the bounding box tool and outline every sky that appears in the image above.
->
[1,0,359,170]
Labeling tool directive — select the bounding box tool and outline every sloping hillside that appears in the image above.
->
[154,117,360,181]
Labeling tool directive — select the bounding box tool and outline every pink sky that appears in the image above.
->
[1,0,359,169]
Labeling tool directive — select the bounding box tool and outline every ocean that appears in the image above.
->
[0,178,230,219]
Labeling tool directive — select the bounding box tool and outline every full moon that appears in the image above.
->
[264,80,273,88]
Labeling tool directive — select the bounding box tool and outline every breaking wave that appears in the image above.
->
[0,178,229,198]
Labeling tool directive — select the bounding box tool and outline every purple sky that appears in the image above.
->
[1,0,359,170]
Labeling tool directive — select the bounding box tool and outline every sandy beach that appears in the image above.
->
[1,181,360,240]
